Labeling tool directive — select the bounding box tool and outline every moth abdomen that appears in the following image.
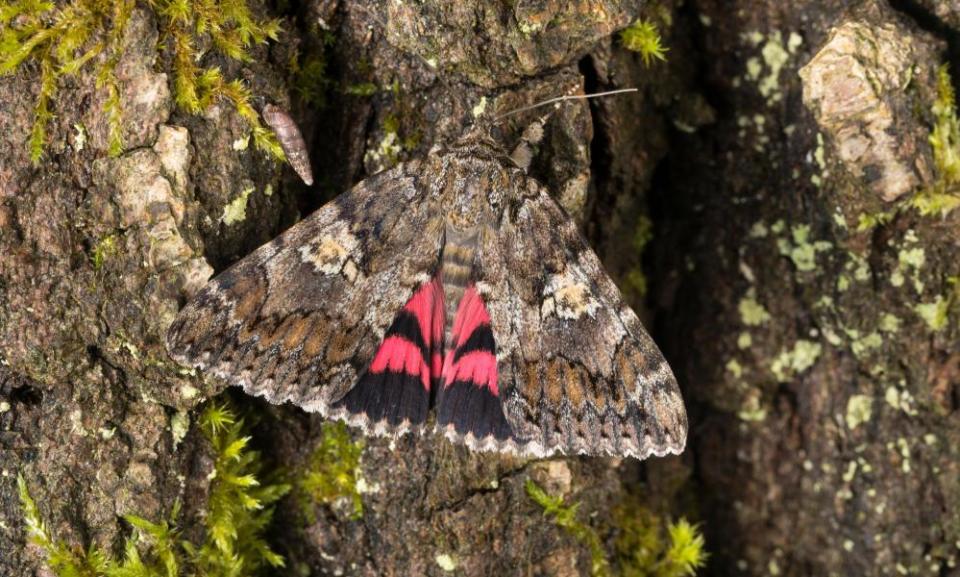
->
[262,104,314,186]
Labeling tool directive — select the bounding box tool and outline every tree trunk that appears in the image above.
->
[2,1,959,576]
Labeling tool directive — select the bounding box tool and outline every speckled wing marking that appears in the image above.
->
[166,160,445,433]
[473,182,687,459]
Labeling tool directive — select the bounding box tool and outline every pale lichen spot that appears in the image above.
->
[540,296,555,318]
[300,227,360,279]
[777,224,832,272]
[845,395,873,430]
[221,185,255,225]
[435,554,458,572]
[738,289,771,326]
[343,260,359,283]
[554,283,598,320]
[543,270,600,320]
[914,296,949,331]
[726,358,744,379]
[471,96,488,118]
[232,134,250,151]
[771,339,821,382]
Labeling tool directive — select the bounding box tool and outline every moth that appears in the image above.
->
[166,115,688,459]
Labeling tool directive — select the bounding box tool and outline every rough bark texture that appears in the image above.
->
[2,0,960,576]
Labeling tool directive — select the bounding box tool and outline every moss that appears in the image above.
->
[619,19,668,67]
[915,65,960,217]
[17,473,96,577]
[612,495,708,577]
[525,480,707,577]
[344,82,378,96]
[856,210,895,233]
[624,215,654,299]
[0,0,134,162]
[1,0,283,163]
[296,421,365,521]
[91,233,119,270]
[289,34,334,108]
[526,479,610,576]
[18,400,290,577]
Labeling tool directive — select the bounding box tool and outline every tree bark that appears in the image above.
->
[2,1,959,576]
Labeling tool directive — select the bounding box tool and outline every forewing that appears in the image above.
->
[166,161,444,428]
[480,183,687,459]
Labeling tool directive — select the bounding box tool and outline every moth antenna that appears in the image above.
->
[494,88,639,121]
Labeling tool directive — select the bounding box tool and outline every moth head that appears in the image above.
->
[438,151,517,227]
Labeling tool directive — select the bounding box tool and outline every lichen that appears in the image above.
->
[879,313,901,334]
[296,421,366,521]
[738,290,771,326]
[884,386,918,416]
[776,224,832,273]
[894,244,926,293]
[770,339,822,382]
[737,392,767,422]
[170,410,189,448]
[17,401,290,576]
[471,96,488,118]
[914,296,949,332]
[743,30,800,107]
[364,113,419,170]
[850,331,882,359]
[435,553,458,572]
[845,395,873,430]
[725,359,743,379]
[220,185,255,226]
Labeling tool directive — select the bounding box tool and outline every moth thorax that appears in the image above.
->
[441,225,479,348]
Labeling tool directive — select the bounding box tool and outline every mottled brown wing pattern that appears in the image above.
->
[166,160,445,432]
[475,180,687,459]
